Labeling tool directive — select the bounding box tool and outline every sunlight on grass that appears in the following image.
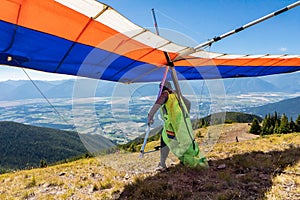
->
[0,124,299,199]
[265,158,300,199]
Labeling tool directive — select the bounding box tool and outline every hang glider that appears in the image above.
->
[1,0,300,83]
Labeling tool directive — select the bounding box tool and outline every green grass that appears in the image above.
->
[0,124,299,199]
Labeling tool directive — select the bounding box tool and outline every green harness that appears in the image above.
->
[160,92,208,168]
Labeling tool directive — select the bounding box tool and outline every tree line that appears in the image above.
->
[250,112,300,135]
[192,112,262,129]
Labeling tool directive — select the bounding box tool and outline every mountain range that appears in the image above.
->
[245,96,300,120]
[0,71,299,101]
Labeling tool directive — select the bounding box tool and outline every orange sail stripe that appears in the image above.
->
[0,0,172,67]
[0,0,21,24]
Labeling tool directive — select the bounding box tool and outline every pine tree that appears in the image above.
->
[261,114,273,135]
[39,159,47,168]
[270,111,278,129]
[289,117,296,133]
[249,118,261,135]
[274,111,278,123]
[274,120,280,134]
[279,114,289,134]
[295,115,300,132]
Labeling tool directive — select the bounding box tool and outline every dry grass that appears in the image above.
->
[0,123,299,200]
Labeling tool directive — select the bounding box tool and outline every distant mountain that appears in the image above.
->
[44,79,75,98]
[8,81,54,100]
[0,79,120,100]
[186,77,281,96]
[262,71,300,92]
[0,71,299,100]
[0,82,15,98]
[0,121,115,170]
[223,78,280,94]
[245,96,300,120]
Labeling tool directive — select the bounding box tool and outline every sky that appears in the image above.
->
[1,0,300,81]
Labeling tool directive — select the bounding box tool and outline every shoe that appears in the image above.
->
[155,165,167,172]
[155,162,167,172]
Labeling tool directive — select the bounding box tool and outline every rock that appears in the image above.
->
[124,173,130,180]
[235,174,246,178]
[58,172,66,176]
[217,164,226,169]
[43,182,51,187]
[258,173,269,180]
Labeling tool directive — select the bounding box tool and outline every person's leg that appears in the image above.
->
[159,135,169,168]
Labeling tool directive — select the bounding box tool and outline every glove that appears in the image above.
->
[147,114,154,126]
[147,104,161,126]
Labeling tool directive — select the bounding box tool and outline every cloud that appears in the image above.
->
[279,47,288,52]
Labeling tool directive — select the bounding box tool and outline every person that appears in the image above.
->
[148,81,207,170]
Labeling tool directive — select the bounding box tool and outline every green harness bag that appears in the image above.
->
[160,92,208,168]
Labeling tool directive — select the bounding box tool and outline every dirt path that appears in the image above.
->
[196,123,259,143]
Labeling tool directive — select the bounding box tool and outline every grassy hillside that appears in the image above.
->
[0,121,89,171]
[0,123,299,199]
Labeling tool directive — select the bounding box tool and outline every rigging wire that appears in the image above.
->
[225,78,236,95]
[128,83,140,121]
[21,68,74,130]
[195,45,211,120]
[154,9,204,40]
[128,83,156,126]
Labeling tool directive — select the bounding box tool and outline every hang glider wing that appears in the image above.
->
[1,0,300,83]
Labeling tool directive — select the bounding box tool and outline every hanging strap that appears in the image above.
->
[158,66,170,97]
